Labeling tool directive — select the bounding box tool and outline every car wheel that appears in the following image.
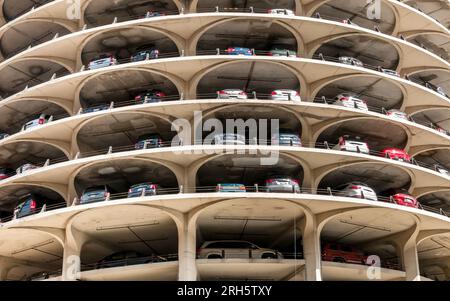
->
[261,253,277,259]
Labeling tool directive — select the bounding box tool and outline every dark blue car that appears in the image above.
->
[128,183,159,198]
[82,103,110,114]
[135,133,163,149]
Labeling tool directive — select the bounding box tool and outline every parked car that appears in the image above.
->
[336,182,378,201]
[269,48,297,57]
[80,185,112,205]
[425,82,448,98]
[143,11,165,18]
[22,114,52,131]
[16,163,39,174]
[270,89,301,101]
[267,8,294,15]
[82,103,110,114]
[213,133,246,145]
[0,167,14,180]
[322,242,368,265]
[135,133,163,149]
[265,176,300,193]
[386,109,408,121]
[435,125,449,135]
[437,166,450,177]
[14,194,52,218]
[224,47,253,56]
[271,131,301,146]
[96,251,166,269]
[217,89,248,99]
[380,148,411,163]
[128,183,159,198]
[135,90,166,103]
[341,19,359,26]
[0,133,9,140]
[333,135,370,154]
[198,240,283,259]
[27,271,51,281]
[216,183,246,192]
[389,190,419,208]
[131,49,159,62]
[88,53,117,70]
[380,68,400,77]
[338,56,363,67]
[331,93,368,111]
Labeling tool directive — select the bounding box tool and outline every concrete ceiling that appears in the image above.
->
[197,0,296,11]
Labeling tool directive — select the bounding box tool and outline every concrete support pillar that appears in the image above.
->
[301,215,322,281]
[61,226,89,281]
[401,239,421,281]
[177,213,198,281]
[0,266,9,281]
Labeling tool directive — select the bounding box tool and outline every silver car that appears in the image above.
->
[88,53,118,70]
[380,68,400,77]
[197,240,283,259]
[213,133,246,145]
[386,109,408,121]
[339,56,363,67]
[336,182,378,201]
[16,163,39,174]
[265,176,300,193]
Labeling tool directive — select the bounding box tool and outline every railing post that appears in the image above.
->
[141,188,146,197]
[44,159,50,167]
[179,185,183,194]
[40,204,47,213]
[71,197,79,206]
[180,92,184,100]
[318,53,325,61]
[109,101,114,109]
[107,146,113,154]
[254,184,258,192]
[321,96,327,103]
[249,6,254,13]
[143,141,149,149]
[216,48,220,55]
[80,65,86,72]
[113,17,118,24]
[180,7,184,14]
[252,91,257,99]
[327,187,332,195]
[251,48,255,55]
[74,151,80,160]
[215,6,219,12]
[324,141,330,149]
[181,49,185,57]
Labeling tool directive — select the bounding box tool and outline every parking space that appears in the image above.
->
[0,228,63,280]
[407,34,450,61]
[404,0,450,29]
[418,233,450,280]
[71,205,178,273]
[315,76,403,109]
[83,0,180,27]
[0,100,68,134]
[76,112,175,152]
[411,108,450,133]
[418,190,450,212]
[1,21,71,59]
[408,70,450,99]
[196,61,300,98]
[74,159,179,199]
[316,119,408,151]
[196,19,297,54]
[2,0,53,21]
[196,199,304,271]
[313,0,396,34]
[0,59,70,98]
[320,208,415,270]
[196,154,303,189]
[79,69,179,109]
[0,185,65,219]
[314,35,400,70]
[318,162,411,194]
[81,27,179,67]
[197,0,296,12]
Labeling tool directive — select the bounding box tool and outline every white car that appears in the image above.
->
[336,182,378,201]
[270,89,301,102]
[386,109,408,121]
[338,56,363,67]
[16,163,39,174]
[437,166,450,177]
[22,114,53,131]
[268,9,294,15]
[332,93,369,111]
[217,89,248,99]
[381,68,400,77]
[333,136,370,154]
[197,240,283,259]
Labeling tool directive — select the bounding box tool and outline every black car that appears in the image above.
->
[134,89,166,103]
[15,194,53,219]
[0,167,14,180]
[96,251,166,269]
[82,103,110,114]
[131,49,159,62]
[135,133,163,149]
[0,133,9,140]
[425,82,449,98]
[80,185,114,205]
[128,183,159,198]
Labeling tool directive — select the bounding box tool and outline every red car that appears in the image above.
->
[391,192,419,208]
[380,148,411,163]
[321,243,368,265]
